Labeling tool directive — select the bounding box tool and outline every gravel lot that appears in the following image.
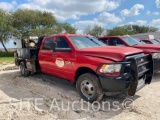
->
[0,65,160,119]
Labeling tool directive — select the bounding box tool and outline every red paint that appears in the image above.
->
[38,34,143,82]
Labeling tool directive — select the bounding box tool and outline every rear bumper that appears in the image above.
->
[153,59,160,72]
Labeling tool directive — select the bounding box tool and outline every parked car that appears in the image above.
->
[98,36,160,72]
[14,34,153,102]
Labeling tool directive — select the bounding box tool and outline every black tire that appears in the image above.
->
[20,62,30,77]
[76,73,104,102]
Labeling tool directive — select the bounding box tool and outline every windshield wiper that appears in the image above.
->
[86,36,100,46]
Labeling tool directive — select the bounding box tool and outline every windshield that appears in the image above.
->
[121,37,143,46]
[69,36,106,49]
[150,39,160,44]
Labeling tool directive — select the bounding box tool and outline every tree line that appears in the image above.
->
[83,25,158,37]
[0,9,159,52]
[0,9,77,52]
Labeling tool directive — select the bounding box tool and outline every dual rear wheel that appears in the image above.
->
[20,62,30,77]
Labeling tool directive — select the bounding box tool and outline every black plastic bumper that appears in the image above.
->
[97,54,153,96]
[98,75,131,96]
[153,59,160,72]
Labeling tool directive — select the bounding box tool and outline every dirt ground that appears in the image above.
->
[0,65,160,120]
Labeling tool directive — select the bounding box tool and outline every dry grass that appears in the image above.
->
[0,57,14,66]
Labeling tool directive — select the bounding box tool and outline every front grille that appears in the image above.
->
[136,57,148,75]
[135,55,150,77]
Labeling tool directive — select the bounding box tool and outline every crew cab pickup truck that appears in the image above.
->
[98,36,160,72]
[14,34,153,102]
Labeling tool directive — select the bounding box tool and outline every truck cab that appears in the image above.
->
[98,36,160,72]
[14,34,153,102]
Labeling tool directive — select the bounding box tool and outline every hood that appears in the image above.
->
[78,46,143,61]
[133,44,160,53]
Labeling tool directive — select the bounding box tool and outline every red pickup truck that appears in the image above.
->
[98,36,160,72]
[139,39,160,45]
[14,34,153,102]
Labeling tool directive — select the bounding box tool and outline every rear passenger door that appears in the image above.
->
[38,37,54,74]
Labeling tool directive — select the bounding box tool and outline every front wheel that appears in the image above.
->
[76,73,104,102]
[20,62,30,77]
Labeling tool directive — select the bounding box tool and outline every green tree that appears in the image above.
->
[107,25,158,36]
[59,23,76,34]
[83,26,92,34]
[0,10,13,52]
[12,9,76,38]
[107,27,130,36]
[83,25,105,37]
[12,9,57,38]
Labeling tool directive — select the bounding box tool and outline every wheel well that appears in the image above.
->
[75,67,98,82]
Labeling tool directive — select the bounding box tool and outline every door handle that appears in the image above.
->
[52,54,57,57]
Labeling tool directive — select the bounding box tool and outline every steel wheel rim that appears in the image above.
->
[80,80,95,99]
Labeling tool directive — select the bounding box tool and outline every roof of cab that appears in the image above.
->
[98,36,127,38]
[45,33,91,38]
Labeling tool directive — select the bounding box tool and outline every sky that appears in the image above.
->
[0,0,160,48]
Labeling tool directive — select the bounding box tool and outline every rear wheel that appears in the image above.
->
[76,73,104,102]
[20,62,30,77]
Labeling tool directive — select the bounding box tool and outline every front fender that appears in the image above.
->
[76,55,115,73]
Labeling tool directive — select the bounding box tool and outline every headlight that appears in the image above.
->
[152,53,160,59]
[99,64,122,73]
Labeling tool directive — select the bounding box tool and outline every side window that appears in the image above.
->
[99,38,108,45]
[142,40,150,44]
[43,38,53,50]
[56,37,70,48]
[110,38,124,46]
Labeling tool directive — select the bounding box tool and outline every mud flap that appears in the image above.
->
[14,53,19,66]
[128,82,138,96]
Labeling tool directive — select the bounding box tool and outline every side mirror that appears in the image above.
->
[52,42,72,52]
